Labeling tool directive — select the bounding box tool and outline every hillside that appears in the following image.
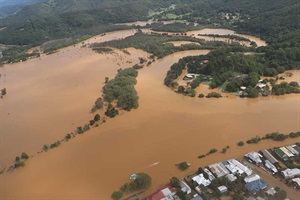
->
[0,0,299,67]
[0,0,180,45]
[0,0,46,18]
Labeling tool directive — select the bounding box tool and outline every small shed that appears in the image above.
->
[217,185,228,193]
[266,188,277,196]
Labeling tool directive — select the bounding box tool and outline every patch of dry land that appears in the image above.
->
[0,29,299,200]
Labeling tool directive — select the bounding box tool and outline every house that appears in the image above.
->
[217,185,228,193]
[257,83,266,89]
[209,163,229,178]
[266,188,277,196]
[226,174,237,182]
[224,160,244,175]
[180,181,191,194]
[229,159,252,176]
[281,168,300,179]
[192,174,211,187]
[280,147,294,157]
[240,86,247,91]
[291,145,300,154]
[292,178,300,188]
[184,74,194,79]
[286,145,299,156]
[274,148,289,161]
[245,152,263,164]
[264,160,278,173]
[245,179,268,193]
[261,149,278,164]
[244,174,260,183]
[146,185,177,200]
[191,194,203,200]
[203,168,215,181]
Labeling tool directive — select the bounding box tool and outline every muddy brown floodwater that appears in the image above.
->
[0,29,299,200]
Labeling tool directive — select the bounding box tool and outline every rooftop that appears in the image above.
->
[192,174,211,187]
[245,179,268,192]
[244,174,260,183]
[245,151,263,164]
[261,149,278,164]
[209,162,229,178]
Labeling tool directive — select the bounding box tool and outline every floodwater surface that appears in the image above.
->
[0,29,299,200]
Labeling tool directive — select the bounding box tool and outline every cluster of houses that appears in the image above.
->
[191,159,268,195]
[146,144,300,200]
[244,145,300,190]
[273,145,300,162]
[244,145,300,180]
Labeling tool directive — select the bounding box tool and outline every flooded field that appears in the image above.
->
[187,28,267,47]
[0,29,299,200]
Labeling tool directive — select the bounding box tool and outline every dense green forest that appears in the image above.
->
[0,0,183,45]
[0,0,299,69]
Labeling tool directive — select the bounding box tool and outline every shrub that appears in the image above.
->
[237,141,244,146]
[289,132,300,138]
[170,177,180,188]
[198,93,205,98]
[120,183,131,192]
[65,134,71,140]
[91,98,104,112]
[77,126,84,134]
[94,114,101,121]
[43,145,49,151]
[111,191,123,200]
[105,106,119,118]
[14,161,25,168]
[132,64,143,69]
[198,154,206,159]
[21,152,29,160]
[89,120,95,126]
[221,148,227,153]
[246,136,261,144]
[50,141,61,148]
[1,88,6,95]
[209,148,218,154]
[206,92,222,98]
[178,162,190,170]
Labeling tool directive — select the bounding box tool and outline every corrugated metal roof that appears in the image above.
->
[261,149,278,164]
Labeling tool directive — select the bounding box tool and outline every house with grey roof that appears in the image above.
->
[261,149,278,164]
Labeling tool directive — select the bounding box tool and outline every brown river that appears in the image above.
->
[0,28,299,199]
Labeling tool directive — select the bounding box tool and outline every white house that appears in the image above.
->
[244,174,260,183]
[180,181,191,194]
[281,168,300,179]
[192,174,211,187]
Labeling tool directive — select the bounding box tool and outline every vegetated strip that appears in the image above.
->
[90,31,231,58]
